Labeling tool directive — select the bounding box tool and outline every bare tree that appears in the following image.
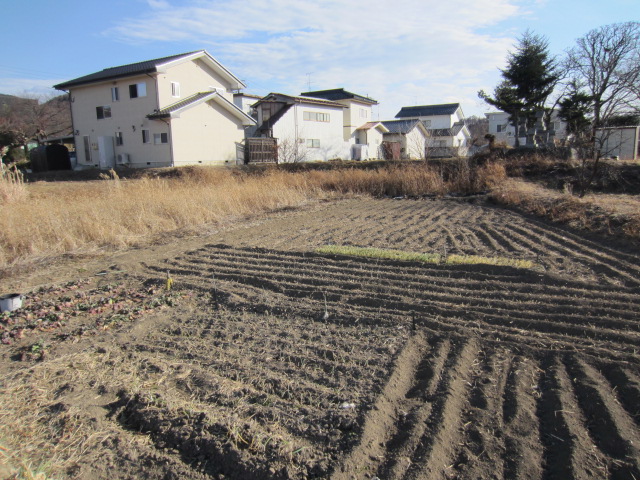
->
[566,21,640,129]
[407,131,427,160]
[0,93,71,160]
[465,115,489,147]
[564,21,640,195]
[277,137,308,163]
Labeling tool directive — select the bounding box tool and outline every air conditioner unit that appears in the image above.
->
[116,153,129,165]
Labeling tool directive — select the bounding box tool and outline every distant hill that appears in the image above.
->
[1,93,71,142]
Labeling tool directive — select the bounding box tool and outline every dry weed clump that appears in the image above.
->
[490,178,640,242]
[0,165,27,205]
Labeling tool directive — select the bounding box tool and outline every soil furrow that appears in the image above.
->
[402,338,480,480]
[562,355,640,478]
[502,356,544,480]
[331,331,432,480]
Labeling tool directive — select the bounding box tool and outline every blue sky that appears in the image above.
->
[1,0,637,119]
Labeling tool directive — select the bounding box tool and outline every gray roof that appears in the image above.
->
[381,119,423,134]
[147,91,255,125]
[147,92,215,118]
[252,93,346,109]
[426,121,466,137]
[300,88,378,105]
[54,51,202,89]
[54,50,246,91]
[395,103,460,118]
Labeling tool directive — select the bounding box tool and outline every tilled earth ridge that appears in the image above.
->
[1,197,639,480]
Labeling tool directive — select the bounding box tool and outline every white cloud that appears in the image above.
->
[104,0,530,116]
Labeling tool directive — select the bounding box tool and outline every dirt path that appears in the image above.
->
[1,197,639,479]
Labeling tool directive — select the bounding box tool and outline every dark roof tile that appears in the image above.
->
[54,51,203,89]
[381,119,422,134]
[395,103,460,118]
[300,88,378,105]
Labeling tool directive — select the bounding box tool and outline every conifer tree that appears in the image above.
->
[479,31,559,146]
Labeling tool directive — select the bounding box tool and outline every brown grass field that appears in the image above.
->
[1,159,640,479]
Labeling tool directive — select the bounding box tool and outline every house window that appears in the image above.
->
[154,133,168,144]
[262,104,276,121]
[497,124,506,133]
[436,140,446,147]
[129,82,147,98]
[115,131,123,146]
[96,106,111,119]
[111,87,119,102]
[306,139,320,148]
[142,130,150,144]
[171,82,180,97]
[303,111,330,122]
[548,121,555,131]
[360,108,367,118]
[83,136,91,163]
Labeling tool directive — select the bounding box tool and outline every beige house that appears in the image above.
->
[54,50,255,169]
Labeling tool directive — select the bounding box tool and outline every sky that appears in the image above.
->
[0,0,637,119]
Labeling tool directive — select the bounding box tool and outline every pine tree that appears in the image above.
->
[479,31,559,146]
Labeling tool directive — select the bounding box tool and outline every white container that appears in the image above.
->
[0,294,23,312]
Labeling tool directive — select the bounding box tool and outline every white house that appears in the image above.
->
[485,110,568,147]
[54,50,255,169]
[354,122,389,159]
[394,103,471,156]
[381,119,430,159]
[252,93,347,162]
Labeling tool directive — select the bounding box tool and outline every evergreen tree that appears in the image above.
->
[558,83,593,135]
[479,31,559,146]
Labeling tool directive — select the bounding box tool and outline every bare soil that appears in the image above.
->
[2,197,640,479]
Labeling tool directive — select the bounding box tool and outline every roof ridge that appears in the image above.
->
[99,50,203,73]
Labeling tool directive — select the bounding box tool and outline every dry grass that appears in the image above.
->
[490,178,640,241]
[0,168,327,269]
[1,162,508,271]
[1,165,27,205]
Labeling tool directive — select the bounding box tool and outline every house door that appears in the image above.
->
[97,136,115,169]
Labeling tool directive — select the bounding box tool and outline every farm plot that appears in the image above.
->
[1,197,639,480]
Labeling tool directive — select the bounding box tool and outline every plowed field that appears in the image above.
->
[2,197,639,480]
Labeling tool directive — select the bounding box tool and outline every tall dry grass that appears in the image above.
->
[0,161,507,270]
[0,164,27,204]
[0,168,325,268]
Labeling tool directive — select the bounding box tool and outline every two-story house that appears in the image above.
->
[300,89,379,150]
[395,103,471,157]
[54,50,255,169]
[251,93,348,162]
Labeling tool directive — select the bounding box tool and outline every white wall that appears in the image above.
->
[272,103,348,161]
[598,126,639,160]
